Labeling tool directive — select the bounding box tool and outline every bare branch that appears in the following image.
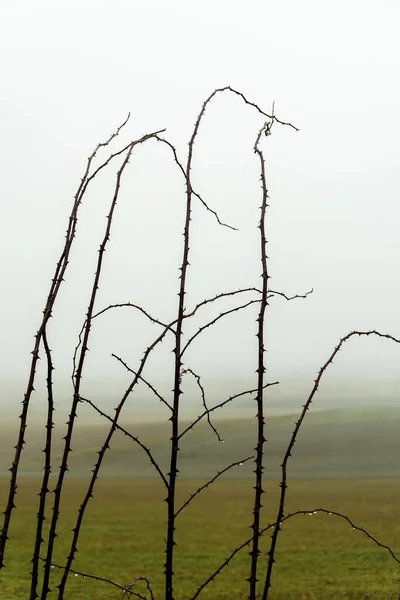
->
[78,395,169,488]
[263,329,400,599]
[94,303,176,331]
[42,560,145,599]
[181,368,223,441]
[180,299,260,358]
[178,382,279,440]
[112,354,173,412]
[249,122,271,599]
[191,506,400,600]
[0,113,132,574]
[121,577,155,600]
[175,457,253,518]
[185,288,262,320]
[30,331,55,600]
[155,134,238,230]
[268,288,313,301]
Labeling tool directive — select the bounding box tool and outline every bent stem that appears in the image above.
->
[0,116,130,572]
[262,329,400,599]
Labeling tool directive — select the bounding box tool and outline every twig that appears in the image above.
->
[180,299,260,357]
[120,577,155,600]
[175,457,253,518]
[178,382,279,440]
[191,506,400,599]
[249,122,272,599]
[55,315,173,600]
[268,288,313,301]
[185,288,262,319]
[0,114,131,574]
[112,354,173,412]
[30,331,55,600]
[181,368,223,441]
[154,134,238,230]
[78,395,169,488]
[42,560,144,599]
[44,131,165,600]
[262,329,400,599]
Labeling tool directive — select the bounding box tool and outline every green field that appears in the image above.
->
[0,408,400,599]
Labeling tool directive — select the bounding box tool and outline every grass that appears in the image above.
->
[2,406,400,479]
[0,477,400,599]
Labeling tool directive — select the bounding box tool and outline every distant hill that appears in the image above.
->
[0,406,399,478]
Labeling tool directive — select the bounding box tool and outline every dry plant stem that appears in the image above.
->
[249,125,271,600]
[262,329,400,600]
[164,89,293,598]
[120,577,155,600]
[40,141,133,596]
[78,395,169,487]
[180,299,260,357]
[0,116,131,572]
[268,289,313,301]
[191,506,400,600]
[181,368,223,440]
[154,134,237,230]
[54,320,174,599]
[94,303,175,331]
[174,456,253,518]
[43,561,144,599]
[164,136,192,600]
[51,136,167,600]
[72,303,176,377]
[112,354,173,412]
[178,382,279,440]
[30,331,55,600]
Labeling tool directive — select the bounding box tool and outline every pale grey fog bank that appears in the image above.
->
[1,0,400,425]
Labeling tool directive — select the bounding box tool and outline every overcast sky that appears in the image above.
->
[1,0,400,420]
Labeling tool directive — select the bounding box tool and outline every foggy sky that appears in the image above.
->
[1,0,400,421]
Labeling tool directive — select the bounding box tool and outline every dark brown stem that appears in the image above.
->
[174,456,253,518]
[112,354,173,412]
[30,331,54,600]
[181,368,223,441]
[0,114,130,573]
[262,329,400,599]
[178,382,279,440]
[154,134,238,230]
[249,123,272,599]
[41,560,145,599]
[78,395,169,487]
[52,135,166,599]
[180,299,260,357]
[164,131,193,600]
[191,505,400,599]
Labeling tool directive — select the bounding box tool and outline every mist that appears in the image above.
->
[1,0,400,425]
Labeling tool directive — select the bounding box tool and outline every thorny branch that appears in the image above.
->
[30,330,55,600]
[154,134,237,230]
[43,130,166,600]
[268,288,313,301]
[180,299,261,357]
[120,577,155,600]
[112,354,173,412]
[78,395,168,488]
[180,367,223,441]
[190,506,400,600]
[178,382,279,440]
[249,120,272,600]
[262,329,400,599]
[0,114,131,574]
[174,457,253,518]
[42,560,147,599]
